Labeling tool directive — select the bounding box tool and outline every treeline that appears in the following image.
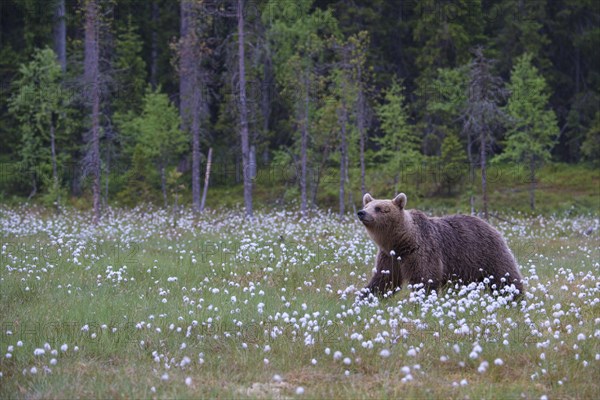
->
[0,0,598,218]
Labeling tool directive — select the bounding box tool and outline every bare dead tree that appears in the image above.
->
[179,0,203,212]
[200,147,213,212]
[150,1,159,89]
[338,77,349,217]
[237,0,253,218]
[462,47,508,220]
[84,0,101,224]
[53,0,66,72]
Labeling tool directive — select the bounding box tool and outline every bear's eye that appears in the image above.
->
[375,206,381,213]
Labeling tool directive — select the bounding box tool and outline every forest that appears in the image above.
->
[0,0,598,218]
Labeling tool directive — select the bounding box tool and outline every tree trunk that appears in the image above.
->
[237,0,253,217]
[200,147,212,212]
[300,69,309,217]
[357,68,366,195]
[191,94,201,211]
[261,56,271,138]
[311,144,331,207]
[160,163,167,207]
[529,157,536,211]
[28,177,37,201]
[180,0,202,212]
[53,0,66,72]
[467,132,475,215]
[84,0,101,224]
[150,1,159,89]
[339,86,348,217]
[104,140,110,208]
[480,131,488,220]
[50,119,58,190]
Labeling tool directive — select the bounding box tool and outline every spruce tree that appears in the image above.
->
[500,53,558,210]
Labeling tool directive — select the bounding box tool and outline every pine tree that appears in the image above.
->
[374,80,422,193]
[8,47,70,202]
[439,132,467,195]
[499,53,559,210]
[129,87,187,207]
[113,16,147,119]
[581,112,600,166]
[462,48,508,219]
[83,0,102,224]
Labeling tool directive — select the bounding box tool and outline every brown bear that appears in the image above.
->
[357,193,523,298]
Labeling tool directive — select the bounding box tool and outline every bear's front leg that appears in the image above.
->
[362,249,402,298]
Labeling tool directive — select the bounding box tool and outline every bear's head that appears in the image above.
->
[357,193,411,252]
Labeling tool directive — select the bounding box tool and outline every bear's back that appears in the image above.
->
[410,211,517,285]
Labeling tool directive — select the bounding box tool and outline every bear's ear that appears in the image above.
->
[363,193,373,206]
[392,193,407,209]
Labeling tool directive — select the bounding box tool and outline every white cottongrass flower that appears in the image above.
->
[33,348,45,356]
[494,358,504,366]
[296,387,305,395]
[379,349,391,358]
[477,361,489,373]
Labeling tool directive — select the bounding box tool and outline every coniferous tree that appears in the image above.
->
[83,0,102,223]
[374,80,422,193]
[128,87,187,206]
[581,111,600,166]
[237,0,253,218]
[462,48,508,220]
[499,53,559,210]
[8,47,71,203]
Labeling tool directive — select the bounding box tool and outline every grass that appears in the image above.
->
[0,205,599,399]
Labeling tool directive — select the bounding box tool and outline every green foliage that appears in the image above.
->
[439,132,467,194]
[117,145,155,206]
[374,80,422,190]
[0,0,598,210]
[499,53,559,166]
[8,47,71,196]
[113,16,147,131]
[488,0,552,74]
[117,87,186,206]
[581,111,600,166]
[412,0,484,81]
[133,87,186,165]
[425,66,469,153]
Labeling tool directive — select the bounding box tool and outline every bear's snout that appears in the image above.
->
[357,210,373,224]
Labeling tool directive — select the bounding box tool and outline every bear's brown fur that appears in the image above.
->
[357,193,523,298]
